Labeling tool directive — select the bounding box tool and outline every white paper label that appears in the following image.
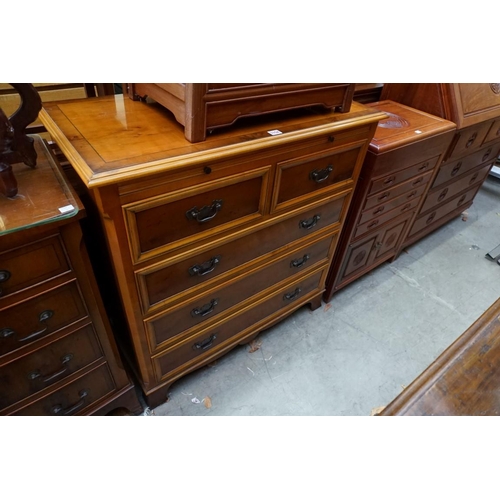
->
[415,130,423,134]
[267,129,283,136]
[58,204,75,214]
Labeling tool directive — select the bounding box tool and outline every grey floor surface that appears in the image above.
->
[154,175,500,416]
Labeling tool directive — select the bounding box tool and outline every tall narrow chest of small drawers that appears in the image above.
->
[40,96,385,407]
[0,136,142,416]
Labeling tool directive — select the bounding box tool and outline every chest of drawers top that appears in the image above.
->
[40,96,386,188]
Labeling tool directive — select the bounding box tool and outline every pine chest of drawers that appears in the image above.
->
[0,137,142,415]
[40,95,385,407]
[380,84,500,246]
[324,101,456,301]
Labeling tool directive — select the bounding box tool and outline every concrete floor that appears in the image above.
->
[154,174,500,416]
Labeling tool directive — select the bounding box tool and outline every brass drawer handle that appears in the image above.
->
[284,288,302,301]
[18,309,54,342]
[482,149,492,162]
[28,353,73,383]
[451,162,462,176]
[52,389,88,415]
[191,299,219,318]
[189,256,221,277]
[438,188,449,202]
[290,254,310,269]
[466,132,478,148]
[186,199,223,223]
[193,334,217,351]
[0,269,11,296]
[299,214,321,230]
[310,165,333,183]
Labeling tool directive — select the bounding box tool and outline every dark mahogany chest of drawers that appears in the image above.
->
[0,137,142,415]
[40,96,385,408]
[324,101,456,301]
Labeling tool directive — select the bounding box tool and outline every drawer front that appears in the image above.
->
[0,324,102,409]
[367,157,437,197]
[154,270,324,380]
[0,235,70,298]
[359,183,427,225]
[483,119,500,144]
[11,363,116,416]
[421,163,492,213]
[354,197,419,240]
[446,121,493,161]
[274,143,363,210]
[409,188,478,237]
[0,282,88,357]
[363,172,431,211]
[433,144,499,188]
[146,234,335,350]
[138,194,347,311]
[125,168,269,261]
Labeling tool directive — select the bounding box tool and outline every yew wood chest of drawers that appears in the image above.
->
[40,95,385,407]
[380,84,500,246]
[324,101,456,301]
[0,137,142,415]
[127,83,356,142]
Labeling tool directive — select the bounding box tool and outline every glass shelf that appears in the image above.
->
[0,136,78,236]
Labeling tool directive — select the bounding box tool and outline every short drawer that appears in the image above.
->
[354,197,419,240]
[363,172,432,211]
[421,163,492,213]
[359,182,427,225]
[124,167,269,262]
[367,157,438,196]
[137,193,348,311]
[482,119,500,144]
[446,121,494,161]
[273,142,363,210]
[10,363,116,416]
[0,324,103,409]
[146,234,335,350]
[433,144,499,188]
[0,282,88,357]
[409,188,478,237]
[153,269,324,380]
[0,235,70,299]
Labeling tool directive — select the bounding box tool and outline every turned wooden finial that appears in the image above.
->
[0,83,42,197]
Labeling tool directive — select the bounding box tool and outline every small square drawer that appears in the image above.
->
[367,158,437,196]
[446,121,494,161]
[0,324,103,410]
[273,142,364,211]
[137,193,348,312]
[153,269,324,380]
[421,163,493,213]
[145,233,336,351]
[124,167,270,263]
[0,282,88,358]
[10,363,116,416]
[0,235,70,299]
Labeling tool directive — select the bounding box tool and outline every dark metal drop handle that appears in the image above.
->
[466,133,477,148]
[482,149,492,162]
[438,188,449,202]
[186,200,223,223]
[0,270,11,296]
[284,288,302,301]
[407,190,418,199]
[28,354,73,383]
[469,173,479,184]
[426,212,436,225]
[191,299,218,318]
[401,203,412,212]
[189,256,221,277]
[373,206,384,215]
[418,162,429,171]
[18,309,54,342]
[368,220,379,229]
[310,165,333,183]
[290,254,310,269]
[193,334,217,351]
[378,192,390,201]
[457,195,467,206]
[1,328,15,339]
[384,176,396,185]
[299,215,321,230]
[451,162,462,176]
[52,389,88,415]
[412,177,424,186]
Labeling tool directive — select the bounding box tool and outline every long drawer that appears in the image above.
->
[145,234,335,351]
[152,269,325,381]
[137,193,348,312]
[0,323,102,409]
